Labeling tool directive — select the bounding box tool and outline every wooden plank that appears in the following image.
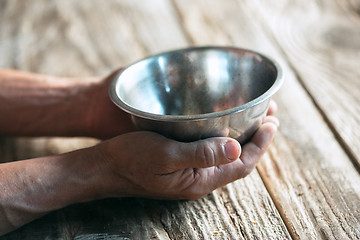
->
[0,0,290,239]
[174,0,360,239]
[1,172,290,240]
[242,0,360,168]
[0,0,153,76]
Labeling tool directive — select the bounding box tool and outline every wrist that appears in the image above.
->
[56,145,113,204]
[92,138,138,198]
[62,77,104,137]
[75,69,134,139]
[61,141,136,202]
[0,145,110,233]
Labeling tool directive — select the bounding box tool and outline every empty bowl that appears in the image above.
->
[109,46,283,142]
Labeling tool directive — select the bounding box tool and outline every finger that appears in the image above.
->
[263,115,280,127]
[238,121,277,176]
[267,100,277,116]
[172,137,241,169]
[208,121,277,186]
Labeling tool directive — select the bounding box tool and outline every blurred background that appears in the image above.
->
[1,0,359,239]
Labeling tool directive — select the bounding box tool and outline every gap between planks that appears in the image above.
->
[255,157,298,240]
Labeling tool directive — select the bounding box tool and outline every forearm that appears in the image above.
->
[0,146,109,235]
[0,69,100,137]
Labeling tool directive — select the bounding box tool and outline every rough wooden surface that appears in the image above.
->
[174,1,360,238]
[245,0,360,169]
[0,0,359,239]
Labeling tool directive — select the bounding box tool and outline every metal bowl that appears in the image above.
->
[109,46,283,142]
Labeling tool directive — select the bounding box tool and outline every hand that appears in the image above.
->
[82,69,136,139]
[0,101,277,235]
[97,102,278,200]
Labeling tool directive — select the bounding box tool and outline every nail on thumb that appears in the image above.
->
[223,140,241,161]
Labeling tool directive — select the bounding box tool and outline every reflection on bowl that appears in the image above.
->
[109,46,283,142]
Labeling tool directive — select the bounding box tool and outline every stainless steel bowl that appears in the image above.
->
[109,46,283,142]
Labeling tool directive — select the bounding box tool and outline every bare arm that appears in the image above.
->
[0,69,278,236]
[0,69,133,138]
[0,120,277,235]
[0,145,108,234]
[0,69,94,136]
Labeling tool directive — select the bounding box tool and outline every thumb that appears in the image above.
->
[174,137,241,169]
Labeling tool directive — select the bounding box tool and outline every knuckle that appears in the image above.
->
[195,142,217,167]
[237,158,255,179]
[240,167,253,178]
[159,141,180,168]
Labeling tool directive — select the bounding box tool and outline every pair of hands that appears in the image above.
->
[0,69,278,235]
[83,70,279,200]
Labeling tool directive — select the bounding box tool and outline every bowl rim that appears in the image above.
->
[109,46,284,122]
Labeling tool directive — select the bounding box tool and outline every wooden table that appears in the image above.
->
[1,0,359,239]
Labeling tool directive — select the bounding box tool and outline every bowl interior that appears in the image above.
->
[115,48,278,116]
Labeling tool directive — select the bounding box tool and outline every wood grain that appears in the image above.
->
[2,174,290,239]
[243,0,360,169]
[174,0,360,239]
[0,0,290,239]
[1,0,359,239]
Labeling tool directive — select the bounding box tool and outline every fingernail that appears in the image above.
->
[223,140,241,161]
